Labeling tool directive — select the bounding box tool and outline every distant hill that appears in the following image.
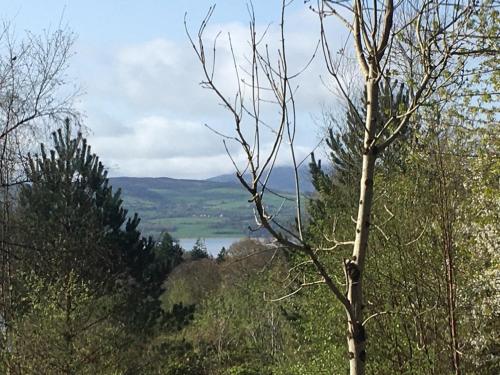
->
[206,165,314,193]
[109,176,298,239]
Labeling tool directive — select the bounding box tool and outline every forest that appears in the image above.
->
[0,1,498,374]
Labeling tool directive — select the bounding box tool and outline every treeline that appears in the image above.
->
[142,84,498,374]
[0,86,497,375]
[0,1,498,374]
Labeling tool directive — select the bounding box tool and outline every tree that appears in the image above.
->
[16,120,166,330]
[156,232,184,274]
[0,21,78,344]
[187,1,486,373]
[190,238,209,260]
[308,78,410,243]
[182,239,293,374]
[3,270,132,375]
[163,257,219,306]
[216,246,227,263]
[458,128,499,374]
[2,120,174,371]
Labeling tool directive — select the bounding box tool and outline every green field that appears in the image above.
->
[110,177,298,239]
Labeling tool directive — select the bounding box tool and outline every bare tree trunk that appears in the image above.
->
[435,134,461,375]
[0,134,13,349]
[346,73,379,375]
[443,229,460,375]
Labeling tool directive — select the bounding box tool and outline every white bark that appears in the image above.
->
[346,67,379,375]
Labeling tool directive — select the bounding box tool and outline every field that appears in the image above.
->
[110,177,299,239]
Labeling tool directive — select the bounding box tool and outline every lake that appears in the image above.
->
[179,237,244,256]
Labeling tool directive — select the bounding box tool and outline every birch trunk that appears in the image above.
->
[346,74,379,375]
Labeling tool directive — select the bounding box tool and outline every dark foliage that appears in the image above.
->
[18,119,168,329]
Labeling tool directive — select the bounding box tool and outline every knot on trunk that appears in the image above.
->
[346,260,361,282]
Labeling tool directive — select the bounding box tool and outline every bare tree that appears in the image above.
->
[0,20,78,186]
[0,20,78,353]
[187,1,479,373]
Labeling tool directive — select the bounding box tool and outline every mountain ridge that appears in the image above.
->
[206,165,314,193]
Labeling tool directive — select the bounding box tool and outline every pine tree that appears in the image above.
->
[308,79,410,241]
[17,119,167,329]
[190,238,209,260]
[310,78,410,191]
[152,232,184,281]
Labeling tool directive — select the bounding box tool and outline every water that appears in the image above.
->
[179,237,243,256]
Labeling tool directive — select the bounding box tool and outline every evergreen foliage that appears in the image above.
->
[308,79,410,240]
[155,232,184,273]
[20,121,147,278]
[17,120,167,329]
[190,238,209,260]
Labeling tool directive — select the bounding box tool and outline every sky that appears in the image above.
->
[2,1,349,179]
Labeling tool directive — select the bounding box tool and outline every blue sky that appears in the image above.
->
[3,1,282,44]
[2,1,347,178]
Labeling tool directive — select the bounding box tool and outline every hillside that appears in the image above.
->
[207,165,315,193]
[109,176,298,239]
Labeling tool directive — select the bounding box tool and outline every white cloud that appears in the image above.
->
[90,115,232,158]
[105,154,235,180]
[102,140,313,180]
[77,5,350,178]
